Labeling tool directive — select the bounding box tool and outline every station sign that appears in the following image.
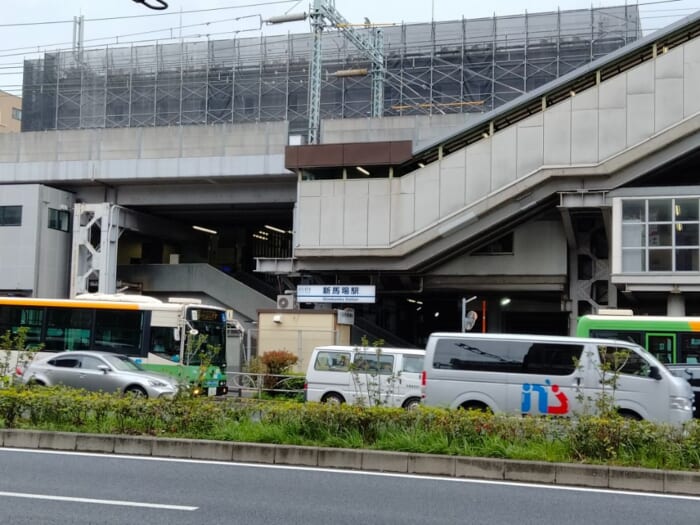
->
[297,285,376,304]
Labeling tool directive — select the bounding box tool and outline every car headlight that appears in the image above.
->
[148,379,170,387]
[669,396,693,412]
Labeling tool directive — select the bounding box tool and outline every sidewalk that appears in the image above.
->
[2,429,699,496]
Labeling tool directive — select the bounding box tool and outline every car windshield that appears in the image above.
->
[101,354,144,371]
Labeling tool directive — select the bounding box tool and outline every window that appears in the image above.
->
[93,310,144,356]
[80,355,106,370]
[433,338,582,375]
[0,305,43,347]
[314,351,350,371]
[589,329,643,346]
[472,233,514,255]
[11,107,21,121]
[598,345,652,377]
[621,197,700,272]
[49,357,80,368]
[48,208,70,232]
[45,308,92,351]
[402,355,424,373]
[0,206,21,226]
[678,334,700,364]
[354,353,394,375]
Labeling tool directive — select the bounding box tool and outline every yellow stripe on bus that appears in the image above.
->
[0,298,140,310]
[689,321,700,331]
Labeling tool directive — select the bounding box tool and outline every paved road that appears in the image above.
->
[1,448,698,525]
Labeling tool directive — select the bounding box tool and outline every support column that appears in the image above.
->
[667,293,686,316]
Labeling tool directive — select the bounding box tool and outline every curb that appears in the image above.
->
[1,429,698,496]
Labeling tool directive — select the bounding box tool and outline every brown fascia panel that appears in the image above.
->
[285,140,412,169]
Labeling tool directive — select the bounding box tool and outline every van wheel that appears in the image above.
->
[322,392,344,405]
[402,397,421,410]
[617,409,642,421]
[459,401,491,413]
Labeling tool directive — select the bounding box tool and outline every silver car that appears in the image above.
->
[20,351,178,398]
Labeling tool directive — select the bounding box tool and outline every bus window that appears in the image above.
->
[678,334,700,364]
[93,310,144,355]
[590,329,643,346]
[45,308,91,351]
[150,326,179,361]
[0,305,43,347]
[646,333,675,364]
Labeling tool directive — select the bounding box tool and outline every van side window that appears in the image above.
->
[314,351,350,371]
[354,353,394,375]
[402,355,423,373]
[598,345,651,377]
[521,343,581,375]
[433,338,582,375]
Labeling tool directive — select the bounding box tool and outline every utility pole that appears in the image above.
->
[306,0,385,144]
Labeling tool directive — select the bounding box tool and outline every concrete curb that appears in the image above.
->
[1,429,698,496]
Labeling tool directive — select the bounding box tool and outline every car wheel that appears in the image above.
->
[402,397,421,410]
[321,392,344,405]
[124,385,148,398]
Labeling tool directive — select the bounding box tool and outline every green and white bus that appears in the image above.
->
[575,313,700,365]
[0,293,229,396]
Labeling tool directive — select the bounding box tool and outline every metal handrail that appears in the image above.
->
[226,371,303,398]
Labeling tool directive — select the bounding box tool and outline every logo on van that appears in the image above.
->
[521,379,569,415]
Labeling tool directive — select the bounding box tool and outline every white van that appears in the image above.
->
[422,332,694,424]
[305,345,425,409]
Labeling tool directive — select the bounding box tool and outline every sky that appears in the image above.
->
[1,0,699,95]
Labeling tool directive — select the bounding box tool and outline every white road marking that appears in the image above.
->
[3,446,699,502]
[0,490,198,511]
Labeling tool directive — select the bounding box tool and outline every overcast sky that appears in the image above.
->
[2,0,698,95]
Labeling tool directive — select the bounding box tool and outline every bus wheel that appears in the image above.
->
[402,397,421,410]
[322,392,344,405]
[125,385,148,398]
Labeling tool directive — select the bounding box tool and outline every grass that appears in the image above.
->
[1,385,699,471]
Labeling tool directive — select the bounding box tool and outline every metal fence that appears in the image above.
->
[226,371,304,399]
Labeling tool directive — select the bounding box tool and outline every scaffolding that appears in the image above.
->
[21,6,641,139]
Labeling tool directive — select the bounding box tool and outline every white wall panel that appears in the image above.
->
[491,127,517,191]
[390,191,415,242]
[543,100,571,166]
[414,169,440,230]
[319,181,344,246]
[627,93,655,146]
[465,140,491,204]
[571,109,599,164]
[599,74,626,109]
[367,179,391,246]
[684,39,700,117]
[298,196,321,246]
[516,114,544,177]
[343,180,369,246]
[627,61,654,95]
[655,78,684,132]
[439,150,467,217]
[599,108,627,161]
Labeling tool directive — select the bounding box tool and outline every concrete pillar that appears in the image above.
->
[667,293,685,316]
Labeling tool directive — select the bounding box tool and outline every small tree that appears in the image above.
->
[349,336,400,407]
[182,332,222,395]
[260,350,298,392]
[0,327,42,388]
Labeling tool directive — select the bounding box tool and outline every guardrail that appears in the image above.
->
[226,371,304,399]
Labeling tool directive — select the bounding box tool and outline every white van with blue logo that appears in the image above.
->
[422,332,694,424]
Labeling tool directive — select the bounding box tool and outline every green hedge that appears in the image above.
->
[1,386,698,471]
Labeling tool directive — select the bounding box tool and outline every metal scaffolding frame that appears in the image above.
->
[22,6,641,140]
